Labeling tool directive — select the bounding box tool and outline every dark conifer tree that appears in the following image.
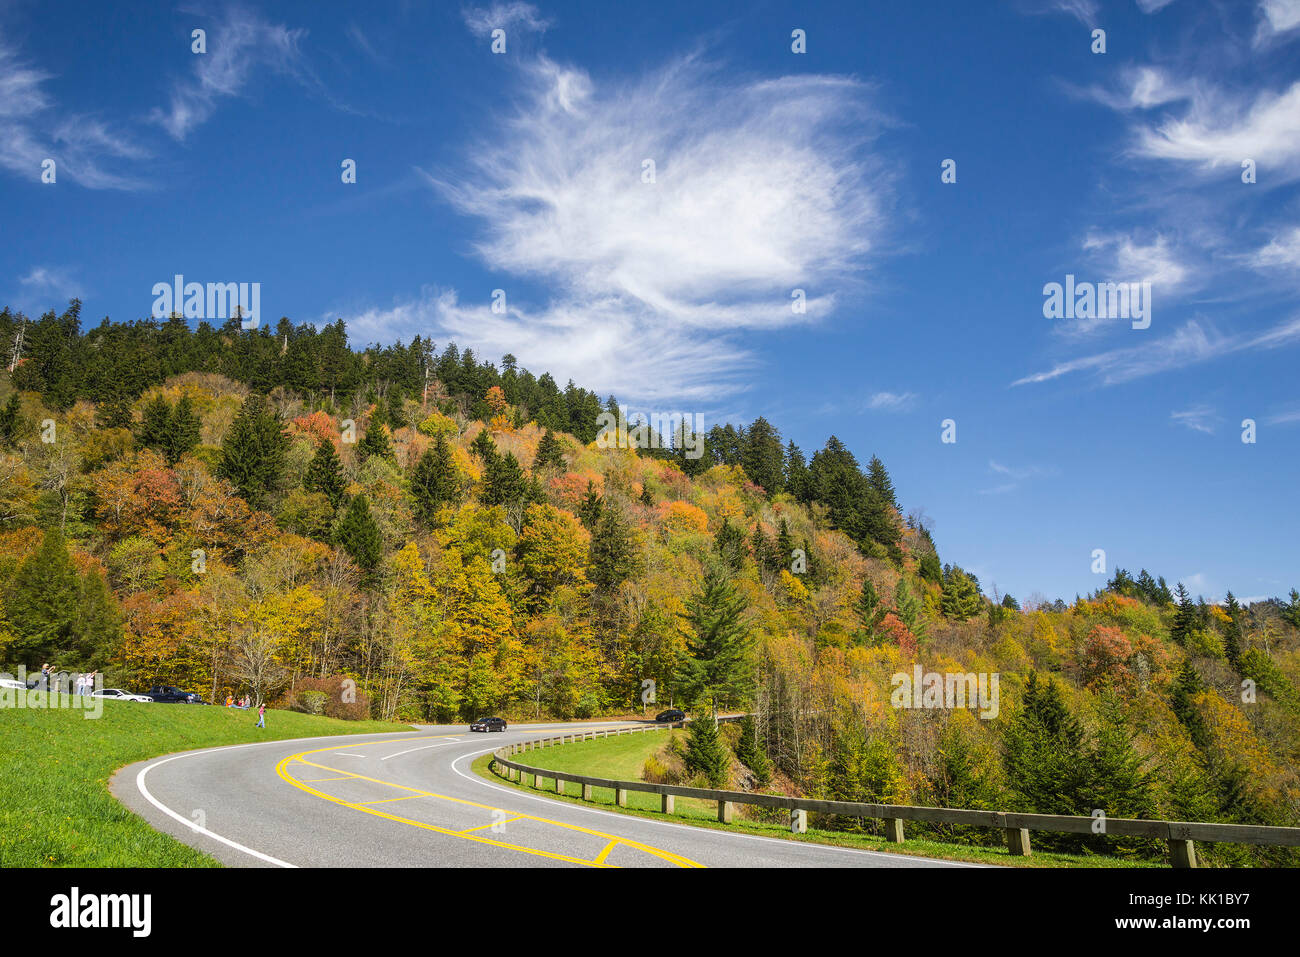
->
[590,506,638,592]
[166,394,201,463]
[304,440,346,509]
[137,393,172,453]
[1170,583,1196,645]
[409,433,460,526]
[218,394,289,508]
[336,494,383,573]
[356,423,394,464]
[684,712,730,788]
[713,517,746,572]
[741,416,784,495]
[533,429,566,471]
[577,480,603,530]
[677,563,753,709]
[1222,591,1243,667]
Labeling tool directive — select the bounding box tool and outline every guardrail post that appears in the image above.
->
[661,794,675,814]
[554,777,564,795]
[615,787,627,807]
[582,783,593,801]
[1005,827,1032,856]
[533,773,544,789]
[884,818,905,843]
[508,767,518,782]
[1169,839,1197,868]
[718,800,734,824]
[790,809,807,834]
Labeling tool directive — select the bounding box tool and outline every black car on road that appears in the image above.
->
[147,685,204,704]
[470,716,507,732]
[655,708,686,723]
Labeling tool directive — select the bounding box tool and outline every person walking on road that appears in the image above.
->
[255,702,266,728]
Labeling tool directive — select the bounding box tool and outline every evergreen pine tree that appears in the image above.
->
[95,394,133,431]
[784,441,811,502]
[590,506,637,592]
[386,389,406,429]
[676,564,753,708]
[1084,692,1157,851]
[7,528,119,666]
[1000,672,1090,825]
[866,455,898,512]
[335,494,383,572]
[356,423,394,464]
[1169,659,1208,748]
[137,393,172,452]
[740,416,784,495]
[0,392,22,445]
[533,429,566,471]
[775,519,794,572]
[732,714,773,786]
[713,517,746,572]
[218,394,289,508]
[577,480,603,530]
[1170,583,1196,645]
[409,433,461,526]
[1222,591,1243,667]
[684,713,730,787]
[166,394,201,463]
[941,565,982,621]
[304,440,346,509]
[857,578,884,640]
[895,577,926,639]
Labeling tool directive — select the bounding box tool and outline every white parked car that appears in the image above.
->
[88,688,153,702]
[0,677,28,690]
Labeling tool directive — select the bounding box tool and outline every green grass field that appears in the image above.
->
[474,729,1155,868]
[0,696,413,867]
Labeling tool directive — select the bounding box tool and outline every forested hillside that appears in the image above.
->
[3,300,1298,864]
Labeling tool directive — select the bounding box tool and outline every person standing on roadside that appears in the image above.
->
[255,702,266,728]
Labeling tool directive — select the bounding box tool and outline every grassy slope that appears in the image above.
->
[0,697,413,867]
[474,730,1153,869]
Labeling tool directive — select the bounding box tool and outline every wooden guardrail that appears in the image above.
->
[490,723,1300,868]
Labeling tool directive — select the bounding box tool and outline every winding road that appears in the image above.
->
[111,721,980,868]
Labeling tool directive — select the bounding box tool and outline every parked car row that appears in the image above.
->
[0,675,206,704]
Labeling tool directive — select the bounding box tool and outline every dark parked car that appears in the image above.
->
[147,685,204,704]
[470,716,507,732]
[655,708,686,723]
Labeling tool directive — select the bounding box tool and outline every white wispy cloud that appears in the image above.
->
[150,8,308,141]
[11,265,83,313]
[1014,314,1300,386]
[1250,227,1300,270]
[1082,231,1190,288]
[461,2,551,38]
[1265,406,1300,425]
[1131,79,1300,180]
[0,33,147,189]
[979,460,1056,495]
[1026,0,1099,24]
[1257,0,1300,42]
[866,391,917,411]
[343,50,889,401]
[1170,404,1220,434]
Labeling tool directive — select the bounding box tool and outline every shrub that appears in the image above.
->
[279,675,370,720]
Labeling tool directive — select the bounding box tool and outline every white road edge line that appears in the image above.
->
[129,730,437,869]
[448,745,985,868]
[137,750,298,868]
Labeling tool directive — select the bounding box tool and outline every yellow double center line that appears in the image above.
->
[275,737,702,868]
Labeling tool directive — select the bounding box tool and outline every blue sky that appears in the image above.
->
[2,0,1298,605]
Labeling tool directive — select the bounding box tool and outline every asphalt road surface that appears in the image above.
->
[112,721,981,868]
